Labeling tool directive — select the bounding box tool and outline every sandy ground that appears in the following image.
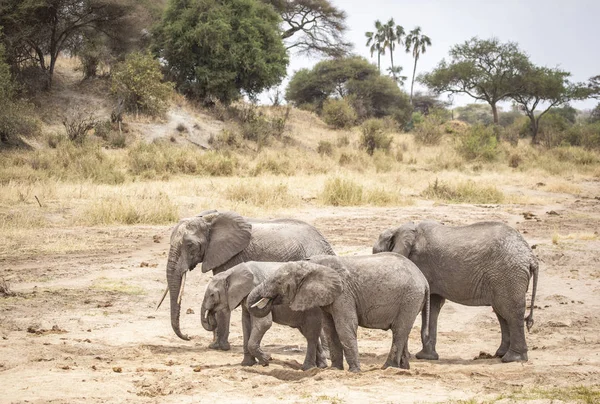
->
[1,189,600,403]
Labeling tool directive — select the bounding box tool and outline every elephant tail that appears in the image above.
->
[525,258,539,332]
[422,284,430,341]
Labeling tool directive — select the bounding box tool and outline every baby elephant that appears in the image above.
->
[201,262,327,370]
[248,253,430,373]
[373,220,539,363]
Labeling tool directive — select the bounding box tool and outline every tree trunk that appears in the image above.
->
[377,52,380,73]
[530,116,540,145]
[410,55,418,104]
[389,45,395,80]
[491,102,499,125]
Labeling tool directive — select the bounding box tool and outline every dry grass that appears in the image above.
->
[81,192,179,225]
[422,178,505,204]
[224,181,299,209]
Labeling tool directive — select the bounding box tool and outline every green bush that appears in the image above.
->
[111,52,173,117]
[360,119,393,155]
[321,177,363,206]
[456,124,499,161]
[317,140,334,156]
[321,98,357,129]
[413,113,444,145]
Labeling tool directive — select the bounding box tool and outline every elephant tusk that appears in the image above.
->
[177,272,186,305]
[251,297,270,309]
[156,286,169,310]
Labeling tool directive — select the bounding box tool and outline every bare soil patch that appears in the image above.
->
[1,192,600,403]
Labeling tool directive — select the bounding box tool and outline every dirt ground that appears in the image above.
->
[1,188,600,403]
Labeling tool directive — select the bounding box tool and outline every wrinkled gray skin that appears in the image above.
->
[248,253,430,373]
[373,221,539,363]
[201,262,327,370]
[164,210,335,349]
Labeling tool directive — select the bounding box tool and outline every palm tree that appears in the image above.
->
[382,19,405,82]
[365,20,386,72]
[405,26,432,103]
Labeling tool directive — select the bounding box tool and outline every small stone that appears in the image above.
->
[112,367,122,373]
[193,366,202,372]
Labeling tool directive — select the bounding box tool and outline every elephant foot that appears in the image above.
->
[302,362,317,371]
[330,362,344,370]
[241,356,257,366]
[256,353,272,366]
[209,340,231,351]
[348,365,361,373]
[501,350,528,363]
[317,357,328,369]
[382,361,410,370]
[415,349,439,360]
[495,347,509,358]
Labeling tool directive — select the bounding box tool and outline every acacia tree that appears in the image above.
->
[154,0,288,104]
[404,26,431,104]
[0,0,137,88]
[511,66,587,144]
[420,37,530,124]
[264,0,351,57]
[588,75,600,99]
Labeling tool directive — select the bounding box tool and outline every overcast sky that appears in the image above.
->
[284,0,599,111]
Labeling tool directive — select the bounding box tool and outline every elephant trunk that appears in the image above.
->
[247,286,274,318]
[166,245,189,341]
[200,304,218,331]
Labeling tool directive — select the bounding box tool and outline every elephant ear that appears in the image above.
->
[290,263,343,312]
[392,222,417,257]
[201,212,252,273]
[226,265,255,310]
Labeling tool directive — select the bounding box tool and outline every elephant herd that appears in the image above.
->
[157,210,539,372]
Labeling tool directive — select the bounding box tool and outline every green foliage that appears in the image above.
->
[590,103,600,123]
[360,119,392,155]
[321,177,363,206]
[422,178,504,204]
[456,124,498,161]
[0,43,39,144]
[321,98,356,128]
[420,37,530,124]
[455,103,493,126]
[346,75,412,125]
[111,52,173,117]
[413,111,446,145]
[317,140,334,156]
[154,0,288,103]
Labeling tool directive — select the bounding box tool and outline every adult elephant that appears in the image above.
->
[248,254,430,372]
[158,210,335,349]
[373,221,539,363]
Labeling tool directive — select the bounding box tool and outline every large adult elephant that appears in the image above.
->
[158,210,335,349]
[373,220,539,363]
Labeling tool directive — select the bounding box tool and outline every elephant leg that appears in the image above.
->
[332,312,360,373]
[495,300,528,362]
[209,310,231,351]
[298,326,319,371]
[383,318,413,370]
[315,338,328,368]
[416,294,445,360]
[320,328,330,360]
[494,312,511,358]
[241,308,256,366]
[247,314,273,366]
[322,312,343,370]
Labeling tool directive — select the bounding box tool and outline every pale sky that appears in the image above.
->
[284,0,599,111]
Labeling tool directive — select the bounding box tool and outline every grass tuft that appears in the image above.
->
[422,178,504,204]
[321,177,363,206]
[81,192,178,225]
[224,182,298,208]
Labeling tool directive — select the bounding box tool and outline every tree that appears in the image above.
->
[285,55,411,124]
[381,18,404,82]
[404,26,431,104]
[588,75,600,99]
[153,0,288,104]
[365,20,385,73]
[455,103,494,126]
[411,92,450,115]
[420,37,530,125]
[510,66,586,144]
[0,0,138,88]
[265,0,351,57]
[589,103,600,123]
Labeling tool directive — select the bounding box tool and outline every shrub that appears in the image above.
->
[456,124,499,161]
[317,140,334,156]
[422,178,504,204]
[321,98,357,129]
[111,52,173,117]
[413,113,445,145]
[360,119,392,155]
[224,182,297,208]
[0,101,40,145]
[94,120,113,140]
[212,129,242,148]
[336,134,350,147]
[508,152,522,168]
[321,177,363,206]
[62,112,97,144]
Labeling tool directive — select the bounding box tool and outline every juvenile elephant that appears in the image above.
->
[248,253,430,372]
[373,221,539,363]
[157,210,335,348]
[201,262,327,370]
